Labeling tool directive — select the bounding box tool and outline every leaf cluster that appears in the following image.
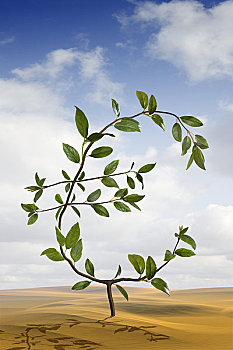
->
[21,90,206,307]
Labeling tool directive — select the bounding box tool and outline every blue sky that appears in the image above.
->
[0,0,233,291]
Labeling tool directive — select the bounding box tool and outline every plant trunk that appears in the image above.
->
[106,283,115,317]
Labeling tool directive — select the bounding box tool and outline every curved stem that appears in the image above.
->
[114,236,180,283]
[53,109,184,302]
[57,115,123,231]
[151,110,196,144]
[59,247,107,284]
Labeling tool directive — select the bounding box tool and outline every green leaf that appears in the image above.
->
[172,123,182,142]
[91,204,109,217]
[34,190,43,203]
[40,178,46,186]
[148,95,157,115]
[138,163,156,173]
[195,134,209,149]
[128,254,145,274]
[151,278,170,295]
[55,227,65,246]
[180,116,203,127]
[136,90,148,110]
[21,203,38,212]
[65,183,70,193]
[71,205,81,217]
[151,114,165,131]
[175,248,196,257]
[25,186,41,192]
[136,173,144,189]
[65,223,80,249]
[55,207,62,220]
[27,213,38,225]
[62,170,70,180]
[114,118,140,132]
[71,194,76,202]
[75,106,89,138]
[114,201,131,212]
[78,171,85,180]
[72,281,91,290]
[193,146,206,170]
[77,183,85,192]
[180,235,196,250]
[114,265,122,278]
[186,153,194,170]
[63,143,80,163]
[128,201,141,211]
[71,239,83,262]
[35,172,41,186]
[116,285,128,301]
[87,189,101,202]
[164,250,176,262]
[87,132,115,142]
[41,248,64,261]
[112,98,120,116]
[104,160,119,175]
[114,188,128,198]
[127,175,135,189]
[55,194,63,204]
[181,135,191,156]
[85,258,95,277]
[180,227,189,235]
[146,256,157,280]
[101,177,119,188]
[90,146,113,158]
[124,194,145,203]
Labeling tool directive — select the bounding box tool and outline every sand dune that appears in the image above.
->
[0,286,232,349]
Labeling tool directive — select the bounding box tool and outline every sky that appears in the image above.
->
[0,0,233,292]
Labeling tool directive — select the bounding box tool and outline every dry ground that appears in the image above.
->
[0,286,232,349]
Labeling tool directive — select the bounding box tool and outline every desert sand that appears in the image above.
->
[0,286,232,350]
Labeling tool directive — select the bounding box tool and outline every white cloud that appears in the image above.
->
[12,49,78,80]
[116,0,233,81]
[0,36,15,46]
[219,99,233,112]
[74,47,125,104]
[12,46,125,104]
[206,109,233,177]
[0,79,65,114]
[0,44,231,290]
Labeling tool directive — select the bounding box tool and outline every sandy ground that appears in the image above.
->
[0,286,232,350]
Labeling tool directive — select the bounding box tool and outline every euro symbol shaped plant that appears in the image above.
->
[22,91,209,317]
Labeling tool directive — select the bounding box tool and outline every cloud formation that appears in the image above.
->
[0,40,231,290]
[12,47,125,104]
[0,36,15,46]
[116,0,233,81]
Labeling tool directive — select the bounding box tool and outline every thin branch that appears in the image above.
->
[43,170,132,189]
[155,237,180,274]
[152,110,196,144]
[59,248,109,285]
[36,198,122,213]
[112,275,146,284]
[131,109,196,144]
[57,115,121,230]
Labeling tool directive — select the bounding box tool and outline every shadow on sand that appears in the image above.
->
[0,316,169,349]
